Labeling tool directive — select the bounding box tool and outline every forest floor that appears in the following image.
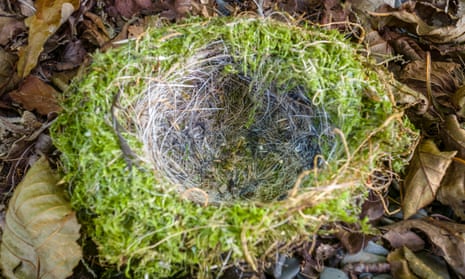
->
[1,0,465,278]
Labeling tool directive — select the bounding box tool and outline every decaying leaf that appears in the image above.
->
[383,230,425,251]
[115,0,153,18]
[437,161,465,219]
[372,1,465,44]
[452,85,465,118]
[0,48,20,96]
[436,115,465,218]
[399,60,462,98]
[402,139,456,219]
[0,157,81,279]
[9,75,61,115]
[16,0,80,78]
[442,114,465,158]
[388,246,450,279]
[388,247,420,279]
[0,17,26,46]
[383,218,465,277]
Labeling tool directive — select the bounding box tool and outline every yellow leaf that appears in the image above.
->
[17,0,80,78]
[0,157,81,279]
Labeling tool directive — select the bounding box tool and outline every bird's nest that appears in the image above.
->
[51,17,417,277]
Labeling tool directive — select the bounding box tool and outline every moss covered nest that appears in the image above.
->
[51,17,416,277]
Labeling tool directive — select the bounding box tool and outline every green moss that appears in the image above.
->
[51,17,416,277]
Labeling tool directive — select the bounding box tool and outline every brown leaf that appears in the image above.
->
[16,0,80,78]
[115,0,153,18]
[0,48,20,96]
[399,60,462,97]
[434,115,465,218]
[442,114,465,158]
[9,75,62,115]
[80,12,111,47]
[0,157,82,279]
[371,1,465,44]
[437,161,465,219]
[389,35,425,61]
[452,85,465,118]
[383,230,425,251]
[0,17,26,46]
[402,139,456,219]
[365,30,395,63]
[383,219,465,277]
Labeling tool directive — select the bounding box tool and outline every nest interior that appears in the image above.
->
[130,41,335,203]
[51,17,416,277]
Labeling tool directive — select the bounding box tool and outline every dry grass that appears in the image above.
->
[128,41,334,203]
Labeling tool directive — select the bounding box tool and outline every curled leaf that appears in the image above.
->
[0,157,81,279]
[383,219,465,277]
[17,0,80,78]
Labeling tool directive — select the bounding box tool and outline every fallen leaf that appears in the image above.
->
[360,190,386,223]
[442,114,465,158]
[364,29,395,63]
[388,246,449,279]
[387,247,420,279]
[392,81,429,114]
[399,60,462,98]
[452,85,465,118]
[371,1,465,44]
[0,48,20,96]
[382,218,465,277]
[402,139,456,219]
[16,0,80,78]
[9,75,62,115]
[437,161,465,219]
[383,230,425,251]
[436,115,465,218]
[0,157,82,279]
[115,0,153,18]
[0,17,26,46]
[388,35,425,61]
[80,12,111,47]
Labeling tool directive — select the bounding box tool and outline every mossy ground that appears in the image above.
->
[51,16,416,277]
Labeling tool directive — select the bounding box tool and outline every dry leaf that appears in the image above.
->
[388,247,420,279]
[383,219,465,277]
[0,48,20,96]
[0,17,26,46]
[452,85,465,118]
[436,115,465,218]
[0,157,82,279]
[399,60,462,97]
[402,139,456,219]
[365,30,395,63]
[442,114,465,158]
[388,247,449,279]
[115,0,153,18]
[16,0,80,78]
[9,75,61,115]
[383,230,425,251]
[437,161,465,219]
[372,1,465,44]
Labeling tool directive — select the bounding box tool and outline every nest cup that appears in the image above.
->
[130,41,335,203]
[52,17,415,277]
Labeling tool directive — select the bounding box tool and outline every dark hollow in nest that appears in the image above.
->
[133,43,335,203]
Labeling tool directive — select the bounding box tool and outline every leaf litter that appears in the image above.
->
[2,0,465,277]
